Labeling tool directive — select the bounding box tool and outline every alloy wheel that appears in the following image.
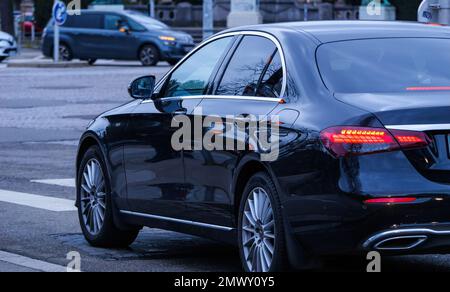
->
[80,159,107,236]
[140,46,156,66]
[241,187,276,272]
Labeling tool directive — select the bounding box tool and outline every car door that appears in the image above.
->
[99,13,139,60]
[123,36,235,220]
[71,13,105,59]
[184,34,286,227]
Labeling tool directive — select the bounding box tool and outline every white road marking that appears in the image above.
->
[0,251,68,272]
[31,178,75,188]
[0,189,76,212]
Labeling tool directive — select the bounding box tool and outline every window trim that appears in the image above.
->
[148,30,287,104]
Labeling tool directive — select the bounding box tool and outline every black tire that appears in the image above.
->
[0,57,5,63]
[58,43,73,61]
[238,172,288,272]
[87,59,97,66]
[77,145,139,248]
[139,44,159,66]
[167,59,180,66]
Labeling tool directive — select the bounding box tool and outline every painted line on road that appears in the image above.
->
[31,178,75,188]
[0,189,76,212]
[0,250,67,272]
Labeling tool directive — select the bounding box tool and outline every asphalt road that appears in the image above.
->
[0,60,450,272]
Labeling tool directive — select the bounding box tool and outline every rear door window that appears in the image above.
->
[216,35,282,97]
[68,14,103,29]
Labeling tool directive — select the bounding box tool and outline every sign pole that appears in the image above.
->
[53,0,67,63]
[203,0,214,40]
[54,19,59,62]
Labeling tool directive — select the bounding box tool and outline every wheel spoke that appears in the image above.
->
[264,239,274,255]
[243,225,255,233]
[83,173,91,188]
[243,235,255,247]
[265,232,275,239]
[253,191,260,220]
[81,184,90,193]
[248,199,258,222]
[261,244,272,271]
[244,211,256,226]
[263,220,274,231]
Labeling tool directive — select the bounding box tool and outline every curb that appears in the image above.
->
[7,61,89,68]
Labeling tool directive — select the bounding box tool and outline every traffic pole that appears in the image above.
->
[203,0,214,40]
[53,0,59,63]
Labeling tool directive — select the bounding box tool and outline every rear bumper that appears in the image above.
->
[362,225,450,253]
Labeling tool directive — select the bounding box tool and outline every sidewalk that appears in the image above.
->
[6,48,89,68]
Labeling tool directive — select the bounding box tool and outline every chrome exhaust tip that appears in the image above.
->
[373,235,428,251]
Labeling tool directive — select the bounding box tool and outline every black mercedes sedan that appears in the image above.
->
[76,21,450,272]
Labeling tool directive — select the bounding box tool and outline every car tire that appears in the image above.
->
[58,43,73,61]
[87,59,97,66]
[77,145,140,248]
[139,44,159,66]
[238,172,288,272]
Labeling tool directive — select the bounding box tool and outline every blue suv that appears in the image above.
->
[42,10,195,66]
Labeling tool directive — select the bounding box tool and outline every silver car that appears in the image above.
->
[0,31,17,62]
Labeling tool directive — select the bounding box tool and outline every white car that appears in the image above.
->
[0,31,17,62]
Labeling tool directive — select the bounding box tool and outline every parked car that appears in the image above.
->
[76,21,450,272]
[0,31,17,62]
[41,10,195,66]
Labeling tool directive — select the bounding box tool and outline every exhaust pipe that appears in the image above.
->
[373,235,428,251]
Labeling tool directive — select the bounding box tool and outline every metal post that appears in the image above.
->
[203,0,214,40]
[304,1,309,21]
[53,0,59,63]
[149,0,155,18]
[31,24,35,43]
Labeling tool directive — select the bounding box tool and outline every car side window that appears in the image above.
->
[104,15,123,30]
[160,37,233,98]
[72,14,103,29]
[256,50,284,98]
[216,36,281,97]
[126,18,146,32]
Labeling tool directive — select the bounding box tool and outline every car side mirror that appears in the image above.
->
[128,76,156,100]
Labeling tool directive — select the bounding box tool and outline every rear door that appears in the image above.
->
[69,13,104,59]
[184,34,285,226]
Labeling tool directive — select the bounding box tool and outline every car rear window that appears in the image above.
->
[316,38,450,93]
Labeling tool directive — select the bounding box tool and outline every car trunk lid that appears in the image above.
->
[335,92,450,183]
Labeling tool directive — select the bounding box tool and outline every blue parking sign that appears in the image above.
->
[53,1,67,26]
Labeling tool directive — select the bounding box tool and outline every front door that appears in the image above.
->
[123,36,235,220]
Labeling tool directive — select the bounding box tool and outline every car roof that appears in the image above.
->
[224,21,450,43]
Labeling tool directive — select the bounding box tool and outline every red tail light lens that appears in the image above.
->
[320,126,430,157]
[364,197,417,204]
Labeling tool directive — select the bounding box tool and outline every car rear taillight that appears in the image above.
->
[320,126,430,157]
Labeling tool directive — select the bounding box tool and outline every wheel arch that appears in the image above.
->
[232,158,278,220]
[232,157,320,270]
